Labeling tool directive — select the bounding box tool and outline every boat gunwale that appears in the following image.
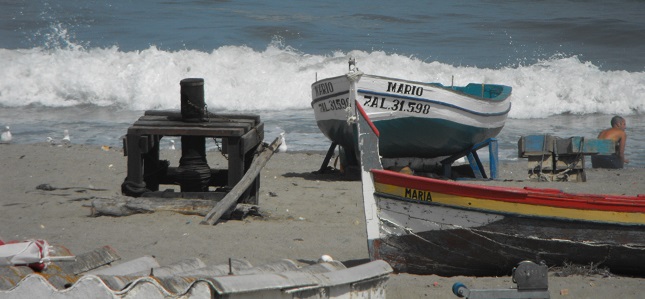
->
[371,169,645,213]
[310,73,513,106]
[372,189,645,227]
[358,73,512,102]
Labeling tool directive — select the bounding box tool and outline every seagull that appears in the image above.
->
[46,136,60,146]
[62,130,71,145]
[277,132,287,153]
[169,139,176,150]
[47,129,71,147]
[1,126,12,144]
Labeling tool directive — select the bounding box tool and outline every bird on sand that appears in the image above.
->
[1,126,12,144]
[62,130,71,145]
[47,129,71,146]
[277,132,287,153]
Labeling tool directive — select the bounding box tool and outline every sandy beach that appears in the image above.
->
[0,143,643,298]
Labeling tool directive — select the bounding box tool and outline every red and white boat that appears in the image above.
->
[355,101,645,276]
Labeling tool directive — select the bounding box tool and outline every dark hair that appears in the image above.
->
[611,115,624,127]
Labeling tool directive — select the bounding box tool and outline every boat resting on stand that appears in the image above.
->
[311,59,512,170]
[354,101,645,277]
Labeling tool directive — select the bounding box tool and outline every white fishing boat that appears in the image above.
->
[311,59,512,166]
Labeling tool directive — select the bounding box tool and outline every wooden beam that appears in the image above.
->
[90,196,219,217]
[89,196,260,219]
[241,122,264,154]
[201,136,281,226]
[227,136,243,187]
[133,120,253,130]
[144,110,261,124]
[127,126,246,137]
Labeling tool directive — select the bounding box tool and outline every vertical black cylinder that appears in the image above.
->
[180,78,205,122]
[177,136,211,192]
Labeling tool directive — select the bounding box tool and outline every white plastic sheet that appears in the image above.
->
[0,239,50,268]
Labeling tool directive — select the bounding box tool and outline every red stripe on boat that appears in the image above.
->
[355,102,379,137]
[372,169,645,213]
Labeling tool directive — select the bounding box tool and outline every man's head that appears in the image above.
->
[611,115,626,129]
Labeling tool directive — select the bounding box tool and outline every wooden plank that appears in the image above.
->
[90,196,260,219]
[90,196,222,217]
[527,155,554,171]
[227,137,243,188]
[133,120,255,131]
[201,136,282,225]
[137,115,257,125]
[549,136,614,155]
[143,135,161,191]
[518,135,554,157]
[144,110,261,125]
[241,123,264,154]
[125,134,144,187]
[133,119,254,130]
[554,137,577,155]
[241,149,259,205]
[554,155,585,170]
[127,126,246,137]
[141,191,227,200]
[582,139,615,155]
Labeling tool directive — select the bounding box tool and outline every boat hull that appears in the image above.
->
[311,73,511,159]
[354,100,645,277]
[369,169,645,276]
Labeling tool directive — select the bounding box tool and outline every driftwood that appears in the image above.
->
[90,196,215,217]
[201,136,282,225]
[89,196,259,219]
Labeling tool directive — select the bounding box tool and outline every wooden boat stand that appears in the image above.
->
[316,142,338,173]
[441,138,499,180]
[317,138,499,179]
[121,78,264,205]
[121,110,264,203]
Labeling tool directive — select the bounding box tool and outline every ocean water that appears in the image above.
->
[1,0,644,167]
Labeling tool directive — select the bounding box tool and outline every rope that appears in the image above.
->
[554,137,585,182]
[529,134,549,181]
[121,180,149,197]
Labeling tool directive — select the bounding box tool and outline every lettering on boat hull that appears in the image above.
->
[404,188,432,202]
[387,82,424,96]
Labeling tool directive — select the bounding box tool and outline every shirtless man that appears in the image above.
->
[595,116,629,167]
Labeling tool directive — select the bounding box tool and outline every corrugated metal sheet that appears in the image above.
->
[0,247,392,299]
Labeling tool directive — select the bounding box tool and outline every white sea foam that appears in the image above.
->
[1,43,643,120]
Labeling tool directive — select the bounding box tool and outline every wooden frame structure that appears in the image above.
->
[122,110,264,204]
[518,134,615,182]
